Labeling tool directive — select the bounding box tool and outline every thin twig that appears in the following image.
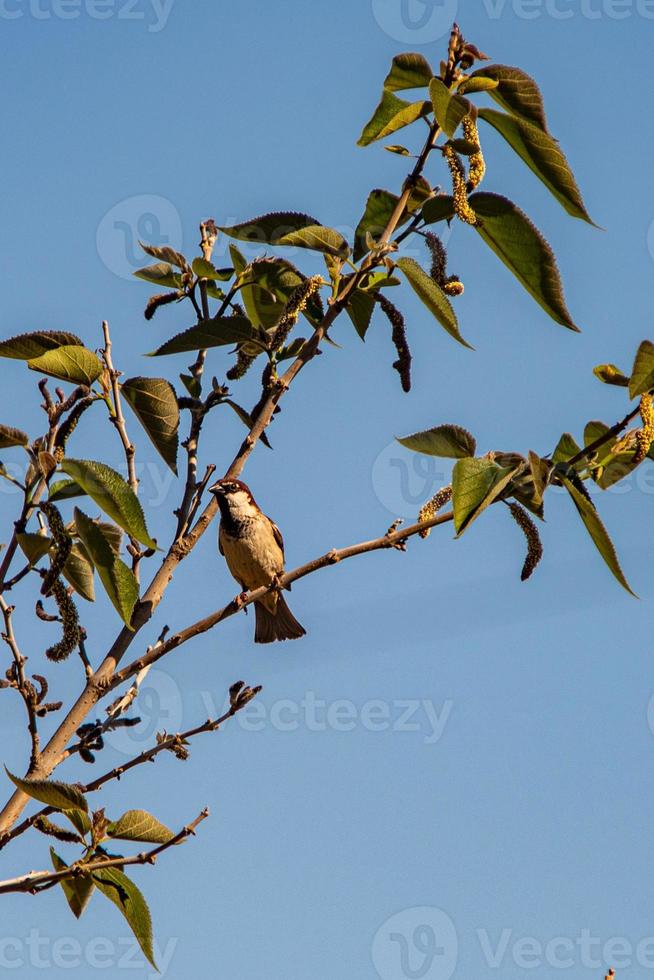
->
[0,809,209,895]
[101,320,137,495]
[0,596,40,771]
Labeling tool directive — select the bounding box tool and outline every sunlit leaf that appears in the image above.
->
[397,424,476,458]
[28,346,103,386]
[396,257,472,349]
[93,868,156,969]
[121,377,179,474]
[358,90,429,147]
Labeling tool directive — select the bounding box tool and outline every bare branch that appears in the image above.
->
[101,320,137,496]
[0,596,40,772]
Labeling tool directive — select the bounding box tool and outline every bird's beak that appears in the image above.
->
[208,482,224,497]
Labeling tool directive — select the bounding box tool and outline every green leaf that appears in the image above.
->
[191,257,233,280]
[452,457,521,534]
[220,211,319,245]
[139,242,189,270]
[17,532,52,565]
[397,424,476,459]
[50,849,95,920]
[593,363,629,387]
[49,479,86,502]
[383,52,433,92]
[357,90,430,147]
[223,400,272,450]
[0,331,83,361]
[64,808,92,837]
[236,257,322,331]
[60,460,155,549]
[552,432,581,464]
[478,108,594,224]
[0,424,29,449]
[629,340,654,398]
[73,508,138,626]
[346,288,376,340]
[5,767,88,812]
[134,262,183,289]
[93,868,156,969]
[429,78,470,138]
[562,477,636,595]
[62,542,95,602]
[421,194,456,225]
[121,377,179,475]
[469,192,578,331]
[458,76,499,95]
[28,346,103,386]
[354,189,403,262]
[384,144,411,156]
[107,809,175,844]
[276,225,349,259]
[528,451,552,503]
[148,316,258,356]
[468,64,548,131]
[396,257,472,349]
[179,373,200,398]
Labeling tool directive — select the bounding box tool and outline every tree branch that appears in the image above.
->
[0,596,40,772]
[0,809,209,895]
[101,321,137,496]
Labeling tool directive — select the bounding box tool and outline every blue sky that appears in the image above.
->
[1,1,654,978]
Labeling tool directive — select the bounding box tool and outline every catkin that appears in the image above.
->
[53,396,95,458]
[508,502,543,581]
[40,502,72,597]
[462,116,485,191]
[443,144,478,226]
[425,232,464,296]
[417,486,453,539]
[45,579,81,662]
[269,276,323,351]
[376,293,411,393]
[144,290,182,321]
[634,393,654,464]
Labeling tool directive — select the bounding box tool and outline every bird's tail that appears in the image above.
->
[254,595,306,643]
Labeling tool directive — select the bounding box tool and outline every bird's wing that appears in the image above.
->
[218,527,224,556]
[268,516,285,558]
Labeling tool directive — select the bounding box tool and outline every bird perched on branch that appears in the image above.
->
[209,478,306,643]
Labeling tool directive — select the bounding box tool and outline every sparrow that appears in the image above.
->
[208,478,306,644]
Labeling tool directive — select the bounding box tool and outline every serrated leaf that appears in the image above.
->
[179,373,200,397]
[62,542,95,602]
[60,460,155,549]
[93,868,156,969]
[50,849,95,919]
[346,288,376,340]
[468,64,548,130]
[220,211,319,245]
[452,457,521,534]
[593,363,629,387]
[134,262,183,289]
[17,532,52,565]
[478,108,594,224]
[223,400,272,450]
[191,257,233,280]
[49,479,86,502]
[469,192,578,331]
[28,346,103,386]
[629,340,654,398]
[396,257,472,349]
[64,807,92,836]
[0,331,83,361]
[5,767,88,812]
[552,432,581,464]
[562,477,636,595]
[421,194,456,225]
[148,316,258,356]
[383,52,433,92]
[357,90,430,147]
[397,424,476,459]
[277,224,349,258]
[121,377,179,475]
[429,78,470,138]
[139,242,188,270]
[0,424,29,449]
[73,508,138,626]
[107,809,175,844]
